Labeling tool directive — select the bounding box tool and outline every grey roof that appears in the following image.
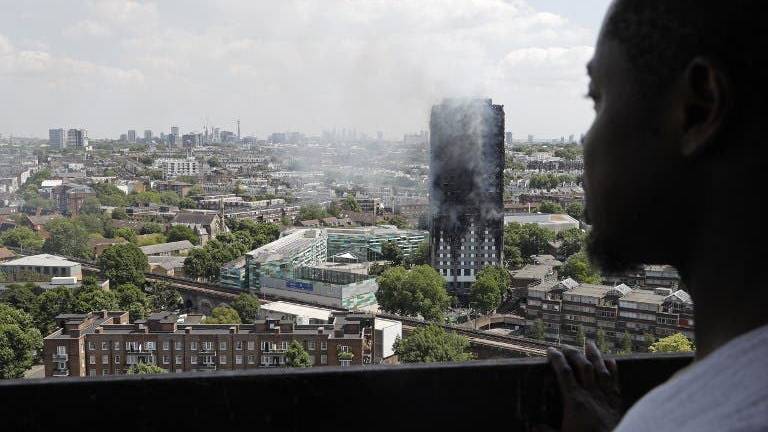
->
[557,278,579,290]
[608,283,633,297]
[147,256,186,269]
[621,290,666,305]
[566,284,612,298]
[139,240,194,255]
[513,264,552,280]
[246,229,324,263]
[0,253,79,267]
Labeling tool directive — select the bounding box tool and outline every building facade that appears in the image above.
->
[66,129,88,148]
[325,226,428,262]
[49,129,65,149]
[43,310,376,377]
[429,98,505,294]
[526,279,694,350]
[154,157,200,179]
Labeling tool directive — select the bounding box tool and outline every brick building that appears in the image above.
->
[526,279,694,351]
[43,310,376,377]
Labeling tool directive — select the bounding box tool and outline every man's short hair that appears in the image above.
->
[605,0,767,116]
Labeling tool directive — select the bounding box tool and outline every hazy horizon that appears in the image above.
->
[0,0,610,140]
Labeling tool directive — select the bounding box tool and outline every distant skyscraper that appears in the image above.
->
[144,130,153,142]
[65,129,88,148]
[429,98,505,294]
[237,119,241,141]
[49,129,65,149]
[569,134,575,144]
[127,130,137,143]
[171,126,179,137]
[505,132,513,146]
[528,134,534,144]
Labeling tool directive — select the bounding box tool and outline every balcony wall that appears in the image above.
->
[0,353,692,431]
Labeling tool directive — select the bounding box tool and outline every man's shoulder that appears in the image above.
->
[617,324,768,431]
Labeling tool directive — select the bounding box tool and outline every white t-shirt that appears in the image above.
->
[616,324,768,431]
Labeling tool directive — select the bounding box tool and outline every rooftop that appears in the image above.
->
[246,229,324,263]
[260,301,334,321]
[0,253,79,268]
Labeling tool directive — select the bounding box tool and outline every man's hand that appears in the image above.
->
[547,341,622,432]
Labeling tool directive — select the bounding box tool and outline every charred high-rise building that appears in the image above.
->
[429,98,505,295]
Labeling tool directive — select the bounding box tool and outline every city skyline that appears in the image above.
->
[0,0,610,139]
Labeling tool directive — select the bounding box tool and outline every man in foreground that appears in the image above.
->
[547,1,768,430]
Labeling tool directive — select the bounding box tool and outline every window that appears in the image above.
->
[89,370,96,376]
[247,355,255,364]
[101,355,108,364]
[320,354,327,365]
[236,341,243,350]
[101,342,108,350]
[308,340,316,351]
[340,360,351,367]
[89,355,95,365]
[175,355,182,365]
[125,341,138,351]
[261,341,269,351]
[309,355,315,365]
[163,355,169,365]
[175,341,182,351]
[339,345,349,353]
[102,370,109,376]
[115,355,120,364]
[220,355,227,365]
[219,341,227,351]
[247,341,255,351]
[281,341,288,351]
[202,341,212,351]
[114,341,120,350]
[163,341,169,351]
[56,345,66,355]
[236,355,243,365]
[320,341,327,351]
[191,355,197,365]
[88,342,95,350]
[146,341,155,351]
[190,341,197,351]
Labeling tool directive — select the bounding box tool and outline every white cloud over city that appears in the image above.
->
[0,0,608,139]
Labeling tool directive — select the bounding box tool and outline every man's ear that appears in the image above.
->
[679,57,731,156]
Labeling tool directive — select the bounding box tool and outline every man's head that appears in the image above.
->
[584,0,767,273]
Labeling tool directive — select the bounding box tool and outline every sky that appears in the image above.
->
[0,0,612,140]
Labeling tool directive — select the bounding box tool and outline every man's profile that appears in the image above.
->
[547,1,768,430]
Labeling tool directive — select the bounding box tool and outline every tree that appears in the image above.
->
[298,204,328,221]
[0,283,38,314]
[127,363,167,374]
[538,201,564,214]
[556,228,586,259]
[113,227,137,244]
[0,304,43,379]
[649,333,694,353]
[0,227,44,250]
[469,266,509,316]
[394,324,474,363]
[72,285,118,313]
[183,248,215,280]
[111,207,128,220]
[560,252,601,284]
[42,219,92,259]
[167,225,200,245]
[203,306,241,324]
[232,293,260,323]
[80,197,103,215]
[99,243,149,286]
[285,340,312,367]
[566,202,584,221]
[621,331,633,354]
[529,319,546,340]
[504,222,555,264]
[140,222,164,235]
[575,325,586,347]
[375,265,450,322]
[114,283,150,321]
[343,195,362,212]
[596,328,611,353]
[643,332,656,351]
[34,287,75,334]
[145,281,182,311]
[381,241,404,266]
[408,241,429,266]
[386,215,409,229]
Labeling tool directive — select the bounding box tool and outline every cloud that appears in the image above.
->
[0,0,599,138]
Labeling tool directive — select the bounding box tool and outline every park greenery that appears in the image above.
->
[559,252,601,284]
[503,222,555,270]
[285,340,312,367]
[469,265,510,315]
[649,333,695,353]
[375,265,450,322]
[232,293,260,323]
[394,324,473,363]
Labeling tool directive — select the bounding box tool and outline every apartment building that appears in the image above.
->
[526,279,694,350]
[154,157,200,179]
[325,226,428,262]
[43,310,377,377]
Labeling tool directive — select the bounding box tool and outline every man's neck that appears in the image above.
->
[682,235,767,359]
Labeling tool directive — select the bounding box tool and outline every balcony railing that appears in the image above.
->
[51,368,70,377]
[0,353,692,430]
[52,353,68,361]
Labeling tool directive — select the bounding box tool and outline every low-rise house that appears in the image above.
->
[171,212,228,245]
[147,256,186,277]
